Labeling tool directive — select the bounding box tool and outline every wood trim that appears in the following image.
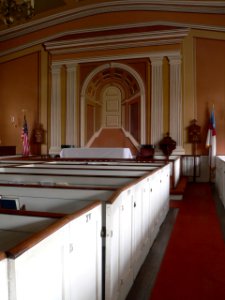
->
[0,182,117,191]
[0,209,66,219]
[0,252,6,261]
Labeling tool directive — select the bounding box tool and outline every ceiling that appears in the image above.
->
[2,0,225,26]
[1,0,225,35]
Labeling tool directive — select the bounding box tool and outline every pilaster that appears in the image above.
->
[168,54,185,154]
[150,56,164,148]
[66,63,77,146]
[49,64,62,155]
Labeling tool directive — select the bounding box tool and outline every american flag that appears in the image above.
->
[21,115,30,156]
[206,107,216,169]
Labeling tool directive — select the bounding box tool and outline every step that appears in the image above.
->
[170,176,188,200]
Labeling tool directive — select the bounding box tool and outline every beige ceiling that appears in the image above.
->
[1,0,225,31]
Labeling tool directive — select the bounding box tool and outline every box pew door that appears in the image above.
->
[65,204,102,300]
[105,189,133,300]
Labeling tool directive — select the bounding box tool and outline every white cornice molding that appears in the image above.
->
[51,50,181,66]
[1,19,225,58]
[46,39,183,56]
[0,1,225,41]
[45,29,187,49]
[44,28,189,55]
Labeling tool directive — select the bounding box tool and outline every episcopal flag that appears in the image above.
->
[21,115,30,156]
[206,107,216,169]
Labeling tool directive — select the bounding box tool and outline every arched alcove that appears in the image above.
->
[81,62,146,148]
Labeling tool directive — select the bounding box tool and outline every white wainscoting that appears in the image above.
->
[182,155,209,182]
[216,156,225,208]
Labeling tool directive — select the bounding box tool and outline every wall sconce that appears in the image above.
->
[10,115,17,128]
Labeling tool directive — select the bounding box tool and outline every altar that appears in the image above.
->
[60,147,133,159]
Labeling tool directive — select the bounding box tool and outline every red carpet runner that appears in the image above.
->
[150,183,225,300]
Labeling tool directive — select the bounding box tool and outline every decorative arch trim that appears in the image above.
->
[80,62,146,146]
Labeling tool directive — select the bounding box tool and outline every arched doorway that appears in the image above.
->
[80,62,146,148]
[103,86,121,128]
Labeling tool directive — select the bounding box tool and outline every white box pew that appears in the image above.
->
[4,201,102,300]
[152,155,181,188]
[0,212,63,251]
[47,156,180,189]
[0,165,152,177]
[0,172,140,188]
[0,155,181,189]
[0,252,8,300]
[0,162,170,300]
[41,155,180,188]
[0,184,116,214]
[104,163,170,300]
[40,162,162,170]
[0,210,65,300]
[0,159,42,166]
[43,160,163,167]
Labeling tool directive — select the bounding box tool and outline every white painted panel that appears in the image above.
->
[0,258,8,300]
[118,189,133,300]
[9,227,66,300]
[66,205,102,300]
[132,183,145,278]
[8,204,102,300]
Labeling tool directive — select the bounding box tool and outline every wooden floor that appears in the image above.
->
[126,184,225,300]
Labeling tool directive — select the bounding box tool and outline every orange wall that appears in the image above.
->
[0,53,39,154]
[196,38,225,155]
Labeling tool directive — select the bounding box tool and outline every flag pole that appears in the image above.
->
[209,145,212,183]
[206,104,216,183]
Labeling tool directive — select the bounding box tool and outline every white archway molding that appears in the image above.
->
[80,62,146,147]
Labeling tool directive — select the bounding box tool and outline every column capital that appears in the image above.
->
[66,63,78,72]
[168,54,182,65]
[51,64,62,74]
[149,56,164,66]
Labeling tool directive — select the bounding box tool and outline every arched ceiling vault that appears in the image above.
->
[86,67,140,102]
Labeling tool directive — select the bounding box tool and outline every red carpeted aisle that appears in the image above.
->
[150,183,225,300]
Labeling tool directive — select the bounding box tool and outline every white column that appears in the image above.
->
[66,63,77,146]
[168,54,184,154]
[49,64,62,155]
[150,56,164,148]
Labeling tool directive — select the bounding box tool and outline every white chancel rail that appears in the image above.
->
[0,159,170,300]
